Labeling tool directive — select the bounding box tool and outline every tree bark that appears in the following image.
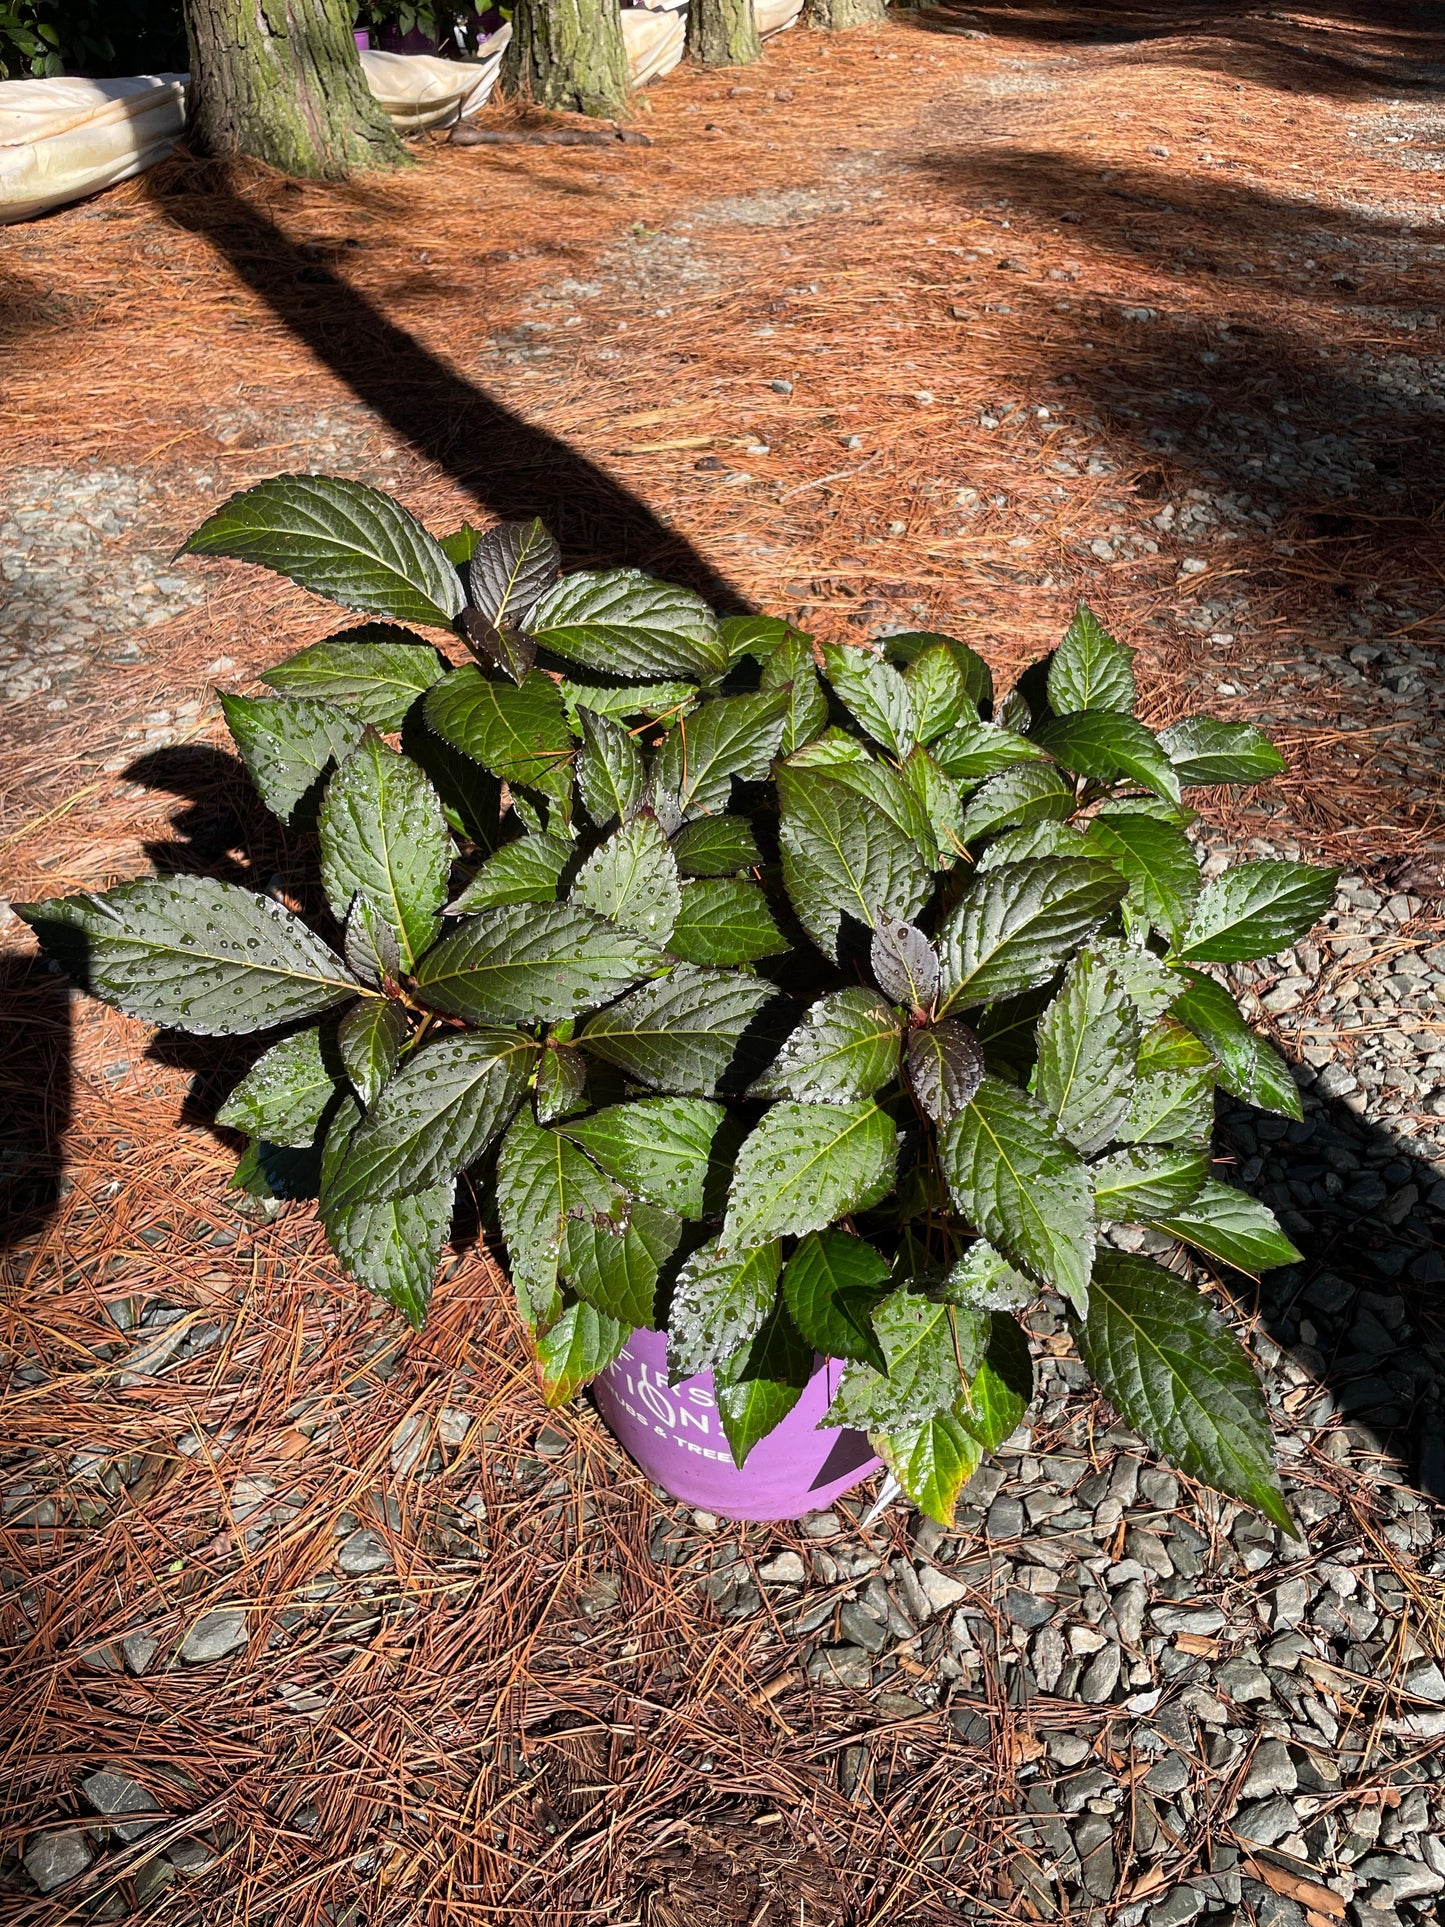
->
[805,0,886,25]
[184,0,408,178]
[502,0,632,119]
[686,0,760,68]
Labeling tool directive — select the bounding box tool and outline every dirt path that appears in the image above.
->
[3,8,1445,1924]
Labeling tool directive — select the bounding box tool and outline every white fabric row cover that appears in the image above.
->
[0,36,509,224]
[0,0,802,227]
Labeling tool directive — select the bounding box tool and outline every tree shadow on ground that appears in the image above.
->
[143,161,747,609]
[907,143,1445,622]
[916,0,1445,99]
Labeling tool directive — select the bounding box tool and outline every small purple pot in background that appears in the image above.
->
[592,1324,881,1522]
[353,29,371,48]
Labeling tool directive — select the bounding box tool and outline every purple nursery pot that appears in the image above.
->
[353,28,370,47]
[592,1325,881,1522]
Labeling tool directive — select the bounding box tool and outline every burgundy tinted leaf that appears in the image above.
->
[906,1019,985,1123]
[460,608,537,683]
[871,912,941,1012]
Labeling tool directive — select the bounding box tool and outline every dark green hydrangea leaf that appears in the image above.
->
[714,1302,813,1468]
[872,912,940,1011]
[563,1201,681,1329]
[776,757,932,960]
[1073,1251,1291,1530]
[1084,811,1200,944]
[439,523,483,564]
[337,997,409,1109]
[318,1095,449,1329]
[1119,1068,1215,1146]
[976,821,1097,871]
[1159,717,1287,787]
[423,665,576,808]
[415,903,663,1026]
[900,746,967,868]
[535,1042,588,1123]
[343,893,403,989]
[1149,1179,1302,1276]
[18,878,359,1037]
[668,1238,782,1379]
[1035,712,1181,804]
[1136,1016,1216,1076]
[970,986,1053,1084]
[942,1241,1033,1311]
[722,1100,898,1252]
[1169,969,1302,1119]
[653,689,790,818]
[576,709,644,828]
[318,734,451,971]
[496,1110,627,1333]
[873,1409,982,1527]
[220,692,364,828]
[782,1230,890,1369]
[905,1020,985,1124]
[559,1096,724,1219]
[1091,938,1181,1023]
[1090,1144,1211,1221]
[185,474,464,627]
[940,1077,1095,1312]
[1176,860,1340,964]
[718,614,806,664]
[400,705,503,847]
[903,643,974,744]
[882,631,994,712]
[669,878,786,965]
[468,517,560,628]
[1045,604,1136,716]
[536,1300,630,1407]
[571,815,681,944]
[748,988,901,1104]
[560,679,698,727]
[761,632,829,755]
[322,1030,537,1207]
[1035,950,1139,1157]
[819,642,917,758]
[324,1183,451,1329]
[960,760,1076,843]
[931,717,1051,785]
[261,626,447,729]
[961,1312,1034,1450]
[217,1025,341,1147]
[671,816,761,877]
[937,858,1127,1013]
[580,965,777,1095]
[447,832,573,914]
[528,569,727,680]
[826,1290,984,1431]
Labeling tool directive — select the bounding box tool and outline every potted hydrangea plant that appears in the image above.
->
[21,476,1337,1528]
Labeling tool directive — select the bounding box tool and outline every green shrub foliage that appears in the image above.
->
[21,475,1339,1528]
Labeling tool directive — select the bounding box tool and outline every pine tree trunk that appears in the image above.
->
[184,0,408,178]
[687,0,760,68]
[805,0,886,25]
[502,0,632,118]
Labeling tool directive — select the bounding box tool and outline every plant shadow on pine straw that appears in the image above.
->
[922,0,1445,99]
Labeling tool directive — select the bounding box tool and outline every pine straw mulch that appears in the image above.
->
[3,4,1445,1921]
